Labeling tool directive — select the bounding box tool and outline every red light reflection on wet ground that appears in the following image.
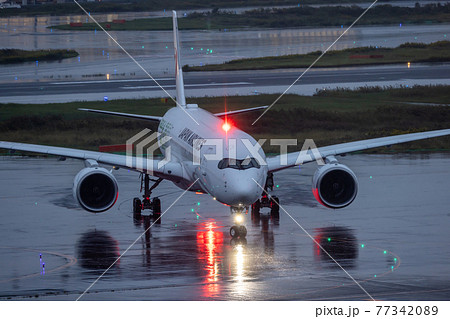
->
[196,221,224,297]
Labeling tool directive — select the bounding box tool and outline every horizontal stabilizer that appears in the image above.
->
[79,108,162,121]
[214,105,269,117]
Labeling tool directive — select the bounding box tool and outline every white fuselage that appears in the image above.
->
[157,105,267,207]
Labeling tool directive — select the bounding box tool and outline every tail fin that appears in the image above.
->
[172,11,186,107]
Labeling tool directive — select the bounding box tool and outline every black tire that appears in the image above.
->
[133,197,142,214]
[251,199,261,220]
[230,226,240,238]
[238,226,247,238]
[270,196,280,218]
[152,197,162,224]
[152,197,161,213]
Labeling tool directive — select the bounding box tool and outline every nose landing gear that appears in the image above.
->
[133,174,163,223]
[230,225,247,238]
[230,206,248,239]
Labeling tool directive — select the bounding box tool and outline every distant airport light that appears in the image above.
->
[104,96,108,102]
[106,73,110,80]
[222,122,231,132]
[407,62,411,68]
[361,244,365,248]
[327,237,331,242]
[383,250,387,254]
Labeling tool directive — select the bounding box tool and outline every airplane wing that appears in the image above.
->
[78,108,163,121]
[0,141,183,182]
[79,105,269,120]
[214,105,269,117]
[266,128,450,172]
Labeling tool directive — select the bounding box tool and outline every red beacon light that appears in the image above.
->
[222,121,231,132]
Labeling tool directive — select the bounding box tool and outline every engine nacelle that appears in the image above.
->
[73,167,118,213]
[312,163,358,209]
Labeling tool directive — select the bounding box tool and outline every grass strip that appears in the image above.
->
[1,85,449,154]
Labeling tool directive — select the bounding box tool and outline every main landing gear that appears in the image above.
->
[230,206,248,239]
[133,174,163,223]
[251,172,280,220]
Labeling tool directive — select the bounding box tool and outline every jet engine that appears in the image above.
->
[73,167,118,213]
[312,162,358,209]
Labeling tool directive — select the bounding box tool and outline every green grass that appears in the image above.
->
[0,49,79,64]
[183,41,450,71]
[50,3,450,31]
[1,85,449,154]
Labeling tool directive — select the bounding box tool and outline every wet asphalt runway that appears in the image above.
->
[1,63,450,103]
[0,154,449,300]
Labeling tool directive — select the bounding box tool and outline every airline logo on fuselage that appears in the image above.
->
[178,128,206,151]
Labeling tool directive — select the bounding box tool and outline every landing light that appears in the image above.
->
[234,214,244,224]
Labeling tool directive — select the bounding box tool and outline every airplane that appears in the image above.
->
[1,11,450,239]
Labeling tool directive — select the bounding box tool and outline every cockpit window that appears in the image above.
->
[218,158,260,170]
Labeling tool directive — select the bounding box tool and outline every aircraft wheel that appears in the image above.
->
[251,200,261,220]
[270,196,280,218]
[238,226,247,238]
[230,226,240,238]
[152,198,162,224]
[133,197,142,214]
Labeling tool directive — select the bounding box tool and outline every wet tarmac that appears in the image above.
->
[0,153,449,300]
[1,62,449,103]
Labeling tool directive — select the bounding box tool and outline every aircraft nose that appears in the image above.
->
[225,172,263,206]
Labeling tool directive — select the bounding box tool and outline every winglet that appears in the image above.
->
[173,11,186,107]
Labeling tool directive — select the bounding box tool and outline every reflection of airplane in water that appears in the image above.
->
[1,11,450,239]
[76,220,358,297]
[76,230,120,270]
[314,226,358,268]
